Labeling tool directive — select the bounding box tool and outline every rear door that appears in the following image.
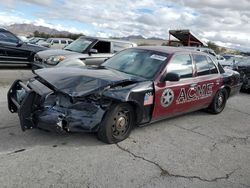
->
[152,53,197,120]
[191,53,222,108]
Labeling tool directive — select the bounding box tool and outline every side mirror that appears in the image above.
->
[16,40,24,47]
[161,72,180,82]
[89,49,98,55]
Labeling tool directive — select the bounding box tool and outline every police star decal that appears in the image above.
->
[161,89,174,107]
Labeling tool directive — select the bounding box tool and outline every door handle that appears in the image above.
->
[190,83,197,88]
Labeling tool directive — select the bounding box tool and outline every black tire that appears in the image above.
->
[240,72,249,92]
[97,103,135,144]
[208,89,228,114]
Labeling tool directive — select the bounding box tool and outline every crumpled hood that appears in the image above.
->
[36,49,81,59]
[35,67,144,97]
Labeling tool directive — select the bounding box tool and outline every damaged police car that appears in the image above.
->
[8,47,242,143]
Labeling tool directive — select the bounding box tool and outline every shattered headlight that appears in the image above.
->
[46,56,65,65]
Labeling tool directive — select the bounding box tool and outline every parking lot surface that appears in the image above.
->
[0,68,250,188]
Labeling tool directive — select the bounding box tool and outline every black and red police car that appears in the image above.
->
[8,46,242,143]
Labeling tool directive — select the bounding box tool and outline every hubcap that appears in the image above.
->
[216,93,224,109]
[218,95,223,106]
[116,116,126,130]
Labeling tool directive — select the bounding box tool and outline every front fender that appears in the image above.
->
[102,81,154,124]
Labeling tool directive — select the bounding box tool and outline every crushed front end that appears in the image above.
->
[8,79,107,132]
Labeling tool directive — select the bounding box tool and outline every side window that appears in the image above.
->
[0,31,18,43]
[167,54,193,79]
[53,40,59,44]
[193,54,210,76]
[61,40,66,44]
[207,56,219,74]
[92,41,111,53]
[113,42,132,53]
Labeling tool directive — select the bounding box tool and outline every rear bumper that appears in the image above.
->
[8,80,105,133]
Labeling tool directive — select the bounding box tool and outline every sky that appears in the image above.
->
[1,0,250,51]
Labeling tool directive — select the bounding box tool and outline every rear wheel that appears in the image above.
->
[208,89,228,114]
[97,103,135,144]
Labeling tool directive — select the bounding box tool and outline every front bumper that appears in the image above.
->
[8,80,105,132]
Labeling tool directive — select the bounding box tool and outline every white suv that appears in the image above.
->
[40,38,73,49]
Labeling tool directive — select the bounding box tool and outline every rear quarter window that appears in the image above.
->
[193,54,210,76]
[207,56,219,74]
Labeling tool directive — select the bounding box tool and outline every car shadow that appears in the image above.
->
[1,109,213,152]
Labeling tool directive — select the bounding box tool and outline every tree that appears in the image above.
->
[207,41,220,54]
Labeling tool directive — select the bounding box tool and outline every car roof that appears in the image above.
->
[133,46,208,55]
[182,46,215,52]
[48,38,73,40]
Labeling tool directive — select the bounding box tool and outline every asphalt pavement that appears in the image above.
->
[0,68,249,188]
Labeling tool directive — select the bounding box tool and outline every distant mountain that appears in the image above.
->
[147,37,164,40]
[120,35,146,40]
[5,23,72,36]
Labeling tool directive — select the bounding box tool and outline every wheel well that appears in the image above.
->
[224,86,231,98]
[127,101,142,124]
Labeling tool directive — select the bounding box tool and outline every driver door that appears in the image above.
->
[152,53,197,121]
[85,40,112,65]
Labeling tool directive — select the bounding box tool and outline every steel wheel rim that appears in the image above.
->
[216,92,225,110]
[111,110,130,139]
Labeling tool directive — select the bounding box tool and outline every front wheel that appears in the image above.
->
[208,89,228,114]
[97,103,135,144]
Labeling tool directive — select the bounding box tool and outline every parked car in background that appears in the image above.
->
[28,37,46,45]
[18,36,29,42]
[182,47,217,57]
[39,38,73,49]
[220,54,244,67]
[0,28,47,65]
[222,56,250,91]
[32,36,137,70]
[216,55,226,64]
[8,47,241,143]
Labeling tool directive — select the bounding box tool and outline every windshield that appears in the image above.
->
[103,49,168,79]
[64,38,93,53]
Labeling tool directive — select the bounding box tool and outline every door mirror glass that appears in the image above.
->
[162,72,180,82]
